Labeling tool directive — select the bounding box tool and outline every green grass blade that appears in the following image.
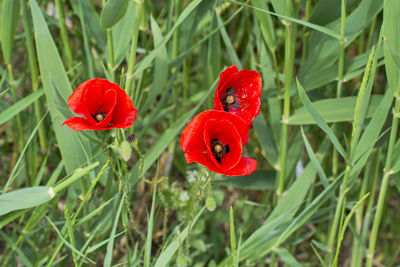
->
[0,0,20,65]
[100,0,129,29]
[332,193,370,267]
[144,183,157,267]
[214,170,275,190]
[3,111,48,193]
[70,0,106,49]
[141,16,169,114]
[253,114,278,167]
[252,0,276,50]
[383,0,400,95]
[297,79,348,162]
[30,0,93,173]
[288,95,383,125]
[46,216,95,264]
[104,196,124,267]
[229,206,236,263]
[0,89,43,125]
[0,232,33,267]
[133,0,202,76]
[301,127,329,188]
[217,15,242,69]
[352,89,393,176]
[154,207,206,267]
[0,186,55,216]
[111,0,136,66]
[273,247,302,267]
[300,0,382,75]
[226,0,340,39]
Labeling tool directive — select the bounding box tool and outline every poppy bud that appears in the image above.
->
[206,195,216,212]
[126,134,136,143]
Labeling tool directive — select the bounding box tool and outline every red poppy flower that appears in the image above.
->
[62,78,137,131]
[213,65,262,126]
[180,110,257,176]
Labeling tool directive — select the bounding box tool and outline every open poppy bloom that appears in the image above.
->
[213,65,262,126]
[62,78,137,131]
[180,110,257,176]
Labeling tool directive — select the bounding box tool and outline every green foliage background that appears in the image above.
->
[0,0,399,266]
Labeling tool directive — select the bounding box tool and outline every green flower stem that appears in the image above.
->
[366,17,377,51]
[55,0,74,68]
[77,0,94,78]
[172,0,183,60]
[20,0,47,151]
[7,64,30,183]
[350,150,381,267]
[100,132,145,240]
[125,2,143,99]
[276,0,294,200]
[326,1,346,264]
[106,29,116,82]
[271,49,281,98]
[366,97,400,267]
[300,0,312,66]
[184,167,209,258]
[332,0,346,179]
[326,164,351,265]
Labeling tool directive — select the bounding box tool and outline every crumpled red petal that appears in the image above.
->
[213,66,262,126]
[111,86,137,125]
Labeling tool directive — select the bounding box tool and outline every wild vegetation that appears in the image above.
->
[0,0,399,266]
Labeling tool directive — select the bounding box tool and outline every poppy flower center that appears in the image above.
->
[222,88,238,111]
[92,111,107,122]
[211,139,230,163]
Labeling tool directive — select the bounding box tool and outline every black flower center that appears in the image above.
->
[211,139,230,163]
[222,88,238,111]
[92,111,107,122]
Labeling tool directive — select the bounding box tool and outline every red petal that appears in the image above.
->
[84,82,104,115]
[180,110,249,153]
[67,80,89,117]
[62,117,100,131]
[96,89,117,128]
[185,153,257,176]
[213,68,262,126]
[203,119,242,170]
[111,85,137,126]
[67,78,136,129]
[218,65,238,89]
[222,157,257,176]
[184,152,220,172]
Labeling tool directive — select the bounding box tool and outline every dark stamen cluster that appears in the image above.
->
[211,139,230,163]
[92,111,107,122]
[221,88,239,112]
